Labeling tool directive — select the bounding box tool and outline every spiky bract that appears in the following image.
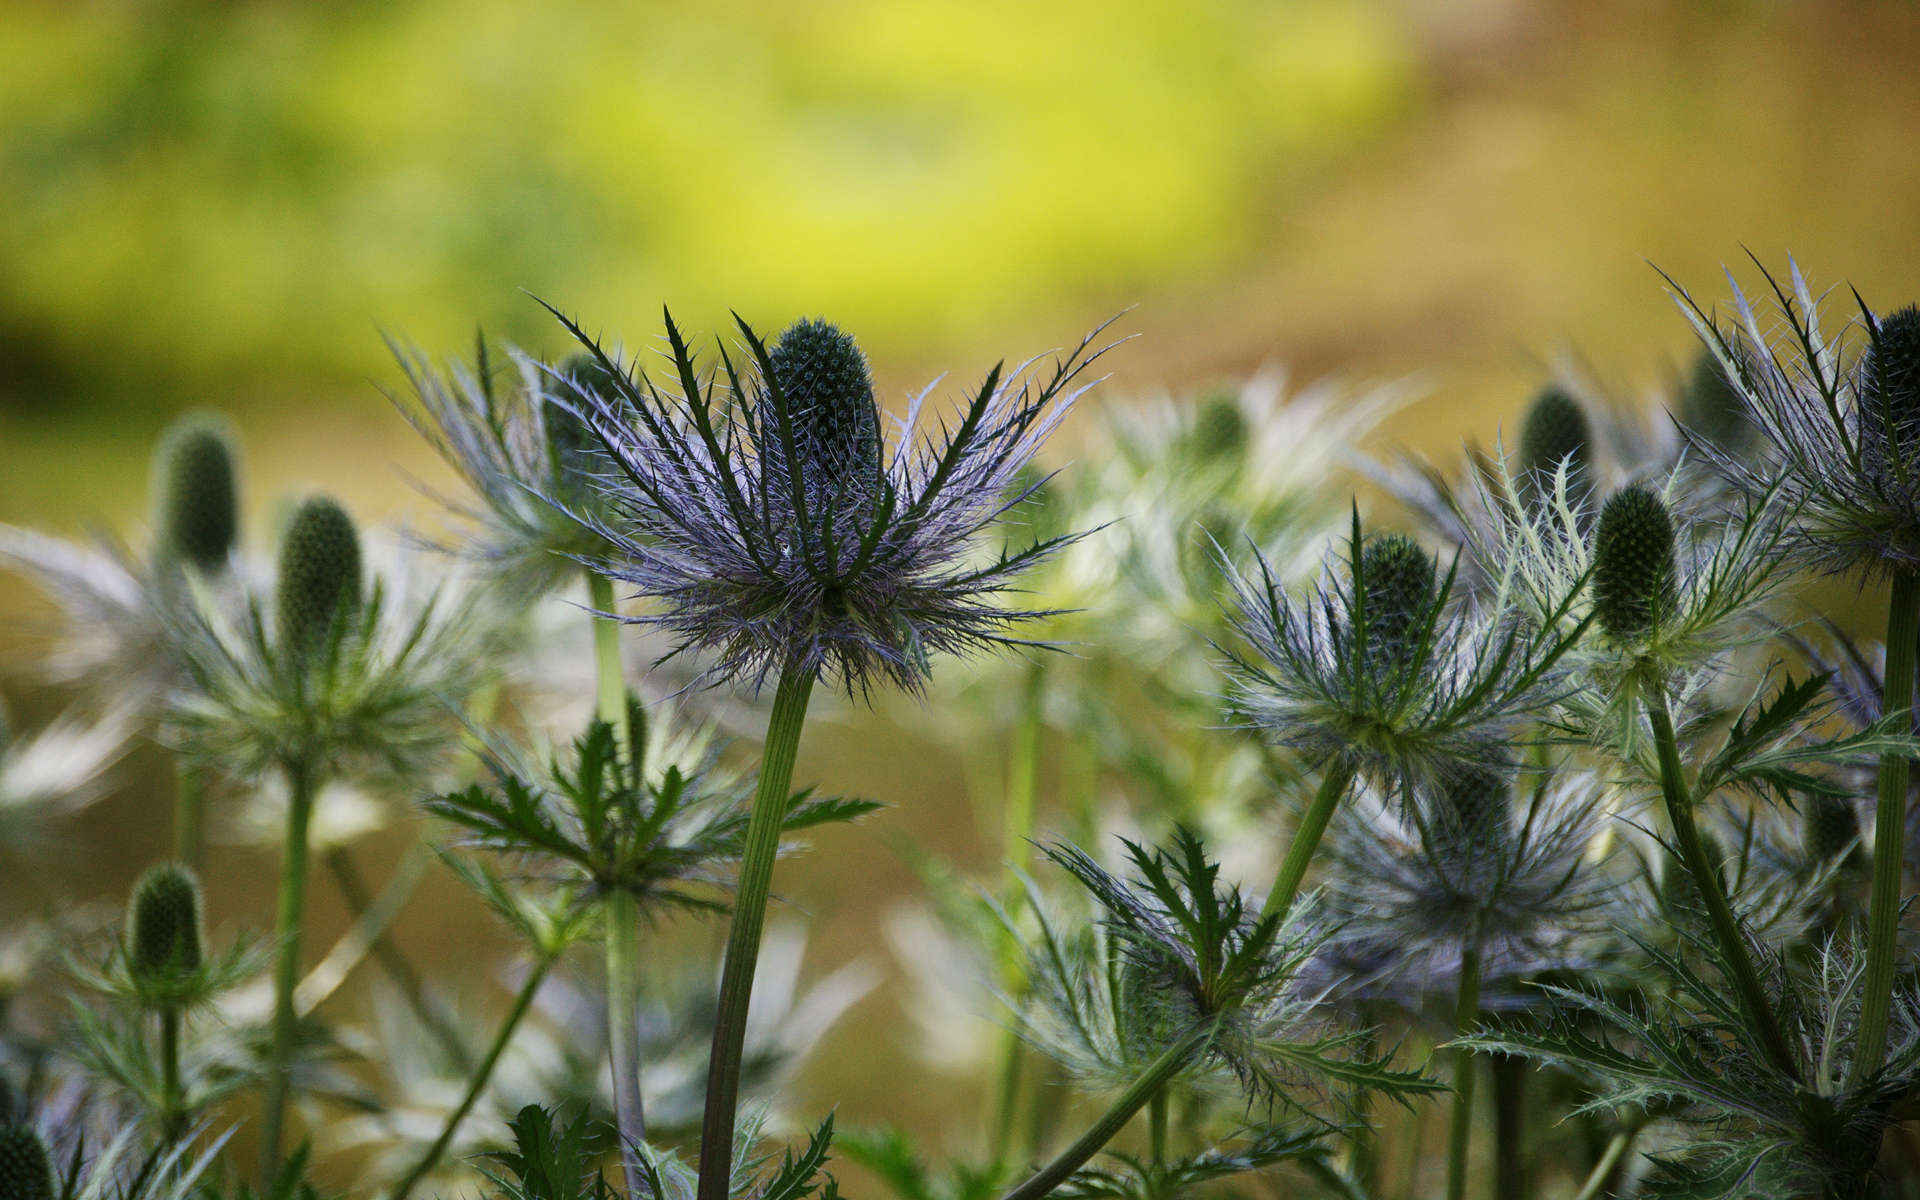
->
[1223,513,1584,786]
[128,863,204,984]
[0,1123,53,1200]
[1591,485,1677,640]
[152,413,240,574]
[545,307,1116,693]
[275,497,362,660]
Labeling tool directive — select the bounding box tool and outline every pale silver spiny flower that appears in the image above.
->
[1222,512,1587,788]
[546,307,1117,694]
[1669,256,1920,578]
[392,334,624,596]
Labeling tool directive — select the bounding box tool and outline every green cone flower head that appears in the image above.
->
[1802,792,1860,867]
[1519,386,1591,493]
[152,412,240,574]
[764,317,882,488]
[1187,391,1249,462]
[1860,305,1920,473]
[1428,760,1513,853]
[0,1123,54,1200]
[1680,346,1749,449]
[1591,485,1676,640]
[1358,533,1436,674]
[129,862,204,985]
[275,496,362,658]
[548,353,618,493]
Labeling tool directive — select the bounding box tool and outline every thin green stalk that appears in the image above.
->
[159,1007,184,1143]
[1000,1022,1214,1200]
[1647,695,1799,1080]
[1853,568,1920,1086]
[1147,1089,1168,1166]
[1491,1053,1525,1200]
[987,661,1046,1162]
[1262,763,1355,919]
[389,950,559,1200]
[1570,1122,1642,1200]
[258,756,316,1188]
[695,668,817,1200]
[1348,1015,1381,1195]
[174,762,204,872]
[324,847,469,1070]
[1446,940,1484,1200]
[587,569,645,1192]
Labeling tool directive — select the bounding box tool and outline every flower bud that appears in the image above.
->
[276,496,363,658]
[1518,386,1591,497]
[1802,792,1860,867]
[0,1123,54,1200]
[766,318,881,488]
[1358,534,1437,674]
[129,863,204,984]
[547,354,617,497]
[152,412,240,574]
[1188,392,1248,462]
[1678,348,1749,449]
[1591,486,1676,640]
[1859,306,1920,469]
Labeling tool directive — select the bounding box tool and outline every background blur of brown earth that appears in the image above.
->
[4,0,1920,1186]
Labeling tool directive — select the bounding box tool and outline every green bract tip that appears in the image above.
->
[152,412,240,573]
[275,496,363,658]
[1679,348,1748,447]
[1518,386,1591,491]
[767,317,881,486]
[0,1123,55,1200]
[1358,533,1436,672]
[1862,306,1920,462]
[1188,393,1248,462]
[1591,486,1676,640]
[129,863,204,983]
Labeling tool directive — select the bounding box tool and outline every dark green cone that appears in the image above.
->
[1860,306,1920,471]
[548,353,619,496]
[1429,761,1514,852]
[1678,348,1749,449]
[1518,386,1592,497]
[1358,533,1437,674]
[765,317,881,488]
[129,863,204,983]
[1803,793,1861,867]
[1591,486,1676,640]
[275,497,363,659]
[0,1123,55,1200]
[1188,392,1248,462]
[152,413,240,574]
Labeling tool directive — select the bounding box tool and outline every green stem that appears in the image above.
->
[174,761,204,873]
[1854,568,1920,1086]
[1491,1054,1525,1200]
[587,572,629,742]
[1262,763,1355,919]
[258,756,316,1188]
[1647,695,1799,1080]
[1000,1023,1213,1200]
[1348,1015,1381,1195]
[1147,1089,1168,1166]
[160,1006,184,1143]
[987,661,1047,1162]
[1446,940,1483,1200]
[324,847,469,1070]
[607,890,647,1192]
[1570,1121,1642,1200]
[695,668,817,1200]
[388,950,559,1200]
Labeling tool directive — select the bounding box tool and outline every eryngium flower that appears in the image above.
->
[1517,385,1592,501]
[151,413,240,576]
[393,336,621,595]
[1591,485,1678,640]
[1670,257,1920,577]
[128,864,204,985]
[275,497,362,661]
[0,1123,54,1200]
[547,307,1115,692]
[1222,512,1584,786]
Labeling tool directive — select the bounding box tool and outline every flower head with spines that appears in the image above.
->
[544,305,1116,694]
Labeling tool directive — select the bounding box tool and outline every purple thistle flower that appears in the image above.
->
[543,305,1119,695]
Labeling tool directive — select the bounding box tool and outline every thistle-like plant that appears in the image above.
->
[997,828,1434,1200]
[538,305,1106,1200]
[1222,512,1587,918]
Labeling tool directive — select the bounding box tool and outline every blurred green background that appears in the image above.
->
[5,0,1920,1182]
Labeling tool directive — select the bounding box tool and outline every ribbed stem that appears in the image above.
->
[1491,1054,1525,1200]
[695,669,817,1200]
[388,951,558,1200]
[258,756,316,1187]
[1648,695,1798,1080]
[324,847,468,1070]
[587,572,629,742]
[159,1006,184,1143]
[173,761,204,872]
[1446,941,1484,1200]
[1147,1089,1168,1165]
[1000,1022,1213,1200]
[1854,569,1920,1086]
[1262,763,1355,919]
